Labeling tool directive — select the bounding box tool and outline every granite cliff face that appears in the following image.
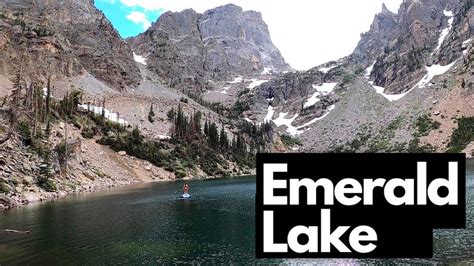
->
[0,0,141,90]
[238,0,473,153]
[355,0,472,94]
[128,4,290,90]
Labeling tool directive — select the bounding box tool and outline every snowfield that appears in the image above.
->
[303,83,338,108]
[247,79,268,89]
[273,112,299,136]
[229,77,243,84]
[263,104,336,136]
[314,83,338,94]
[365,61,376,79]
[157,135,171,140]
[263,106,275,123]
[220,87,230,94]
[370,82,409,102]
[297,105,336,129]
[262,67,272,75]
[463,38,472,55]
[78,104,127,124]
[369,60,456,102]
[319,65,337,74]
[415,61,457,88]
[133,53,147,65]
[364,61,409,102]
[443,9,453,17]
[434,10,454,53]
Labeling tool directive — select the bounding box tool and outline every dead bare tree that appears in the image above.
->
[45,76,51,137]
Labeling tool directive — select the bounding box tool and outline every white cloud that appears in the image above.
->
[121,0,164,11]
[118,0,403,70]
[126,11,151,30]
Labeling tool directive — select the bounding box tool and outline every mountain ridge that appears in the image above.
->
[128,3,291,91]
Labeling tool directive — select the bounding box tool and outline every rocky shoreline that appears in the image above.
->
[0,177,167,212]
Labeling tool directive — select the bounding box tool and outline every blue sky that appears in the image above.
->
[94,0,164,38]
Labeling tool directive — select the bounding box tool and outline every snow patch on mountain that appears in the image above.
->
[262,67,272,75]
[229,76,243,84]
[443,10,453,17]
[415,61,457,88]
[365,62,376,79]
[264,106,275,123]
[248,79,268,89]
[303,83,338,108]
[220,87,230,94]
[157,135,171,140]
[368,60,456,102]
[319,65,337,74]
[273,112,299,136]
[370,82,409,102]
[263,105,337,136]
[133,53,147,65]
[463,38,472,55]
[78,104,127,124]
[434,10,454,53]
[297,105,336,129]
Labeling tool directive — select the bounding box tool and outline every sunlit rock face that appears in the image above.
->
[128,4,291,91]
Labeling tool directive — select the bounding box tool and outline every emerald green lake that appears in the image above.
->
[0,160,473,264]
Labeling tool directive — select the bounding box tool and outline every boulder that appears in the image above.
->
[22,162,32,172]
[23,192,41,203]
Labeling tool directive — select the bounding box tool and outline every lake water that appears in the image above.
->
[0,160,473,264]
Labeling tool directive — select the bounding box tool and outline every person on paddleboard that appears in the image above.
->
[183,183,190,194]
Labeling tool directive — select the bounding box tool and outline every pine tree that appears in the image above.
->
[231,135,236,152]
[250,139,256,154]
[219,125,229,151]
[193,111,202,134]
[204,120,209,137]
[148,103,155,123]
[208,122,219,149]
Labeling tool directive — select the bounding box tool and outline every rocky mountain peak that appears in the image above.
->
[381,3,394,15]
[349,3,398,66]
[206,3,243,13]
[129,4,290,91]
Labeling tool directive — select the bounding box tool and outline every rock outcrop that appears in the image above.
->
[128,4,290,90]
[350,3,399,67]
[354,0,471,94]
[0,0,141,90]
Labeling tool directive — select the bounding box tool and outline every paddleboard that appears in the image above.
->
[178,193,192,200]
